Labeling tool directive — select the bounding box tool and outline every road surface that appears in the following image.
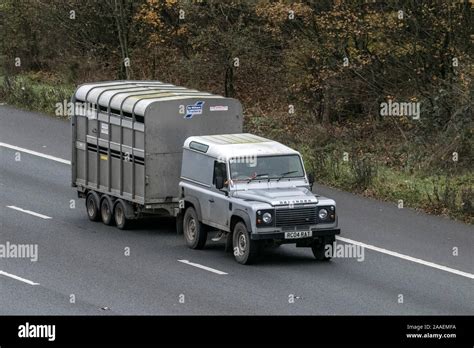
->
[0,105,472,315]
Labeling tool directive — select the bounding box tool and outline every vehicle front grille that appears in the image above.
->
[275,207,318,227]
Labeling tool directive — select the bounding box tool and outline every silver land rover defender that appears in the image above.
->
[179,133,341,264]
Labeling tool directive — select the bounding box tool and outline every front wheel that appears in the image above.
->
[232,222,261,265]
[311,237,334,261]
[183,207,207,249]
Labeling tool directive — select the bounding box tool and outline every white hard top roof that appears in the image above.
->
[74,80,224,116]
[184,133,299,159]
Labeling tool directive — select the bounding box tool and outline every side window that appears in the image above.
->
[213,161,227,188]
[181,150,214,185]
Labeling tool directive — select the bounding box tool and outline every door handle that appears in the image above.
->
[209,199,215,203]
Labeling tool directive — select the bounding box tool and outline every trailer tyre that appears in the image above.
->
[183,207,207,249]
[232,222,261,265]
[114,200,129,230]
[86,192,100,222]
[100,196,115,226]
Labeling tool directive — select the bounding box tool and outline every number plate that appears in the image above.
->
[284,231,312,239]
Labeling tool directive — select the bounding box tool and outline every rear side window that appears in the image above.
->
[181,149,213,185]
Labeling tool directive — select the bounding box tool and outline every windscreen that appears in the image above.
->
[229,154,304,181]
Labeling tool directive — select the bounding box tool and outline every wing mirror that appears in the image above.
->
[307,173,314,191]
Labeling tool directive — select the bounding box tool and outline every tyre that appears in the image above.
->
[232,222,261,265]
[175,213,184,235]
[114,200,129,230]
[183,207,207,249]
[311,238,333,261]
[100,196,114,225]
[86,192,100,222]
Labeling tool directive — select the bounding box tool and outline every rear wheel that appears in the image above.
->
[100,196,114,225]
[86,192,100,222]
[114,200,129,230]
[183,207,207,249]
[232,222,261,265]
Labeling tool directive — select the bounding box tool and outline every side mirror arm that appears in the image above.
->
[307,173,315,191]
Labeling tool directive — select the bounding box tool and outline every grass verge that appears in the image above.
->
[0,73,75,117]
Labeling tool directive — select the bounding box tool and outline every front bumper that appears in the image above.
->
[251,228,340,241]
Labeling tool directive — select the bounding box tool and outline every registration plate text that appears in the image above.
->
[284,231,312,239]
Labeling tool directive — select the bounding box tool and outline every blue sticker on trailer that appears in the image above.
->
[185,101,205,119]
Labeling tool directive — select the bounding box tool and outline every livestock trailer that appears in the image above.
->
[71,80,243,228]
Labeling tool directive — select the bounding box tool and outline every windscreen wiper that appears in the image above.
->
[247,173,269,183]
[276,170,298,181]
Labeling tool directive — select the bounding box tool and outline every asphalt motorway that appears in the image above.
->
[0,105,473,315]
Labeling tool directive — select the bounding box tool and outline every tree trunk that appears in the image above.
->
[112,0,132,80]
[224,64,234,97]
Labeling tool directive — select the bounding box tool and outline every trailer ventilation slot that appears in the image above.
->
[96,105,144,123]
[87,144,144,165]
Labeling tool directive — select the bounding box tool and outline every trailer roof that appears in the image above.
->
[184,133,299,159]
[74,80,225,116]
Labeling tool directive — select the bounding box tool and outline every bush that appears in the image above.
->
[1,74,74,117]
[350,155,378,190]
[426,178,458,215]
[461,187,474,216]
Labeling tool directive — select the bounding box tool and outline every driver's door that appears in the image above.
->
[206,161,230,230]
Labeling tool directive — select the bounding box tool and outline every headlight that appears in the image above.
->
[256,209,274,226]
[318,208,328,220]
[262,212,272,224]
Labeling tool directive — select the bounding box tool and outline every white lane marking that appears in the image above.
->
[178,260,228,275]
[336,236,474,280]
[0,270,40,285]
[0,142,70,165]
[7,205,52,220]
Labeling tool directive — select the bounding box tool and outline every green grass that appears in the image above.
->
[372,168,473,222]
[302,151,474,224]
[0,73,75,116]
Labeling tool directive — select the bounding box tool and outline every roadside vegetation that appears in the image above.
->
[0,73,75,114]
[0,0,472,223]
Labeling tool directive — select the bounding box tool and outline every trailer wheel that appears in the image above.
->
[100,196,114,226]
[183,207,207,249]
[114,200,129,230]
[311,237,334,261]
[232,222,261,265]
[86,192,100,222]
